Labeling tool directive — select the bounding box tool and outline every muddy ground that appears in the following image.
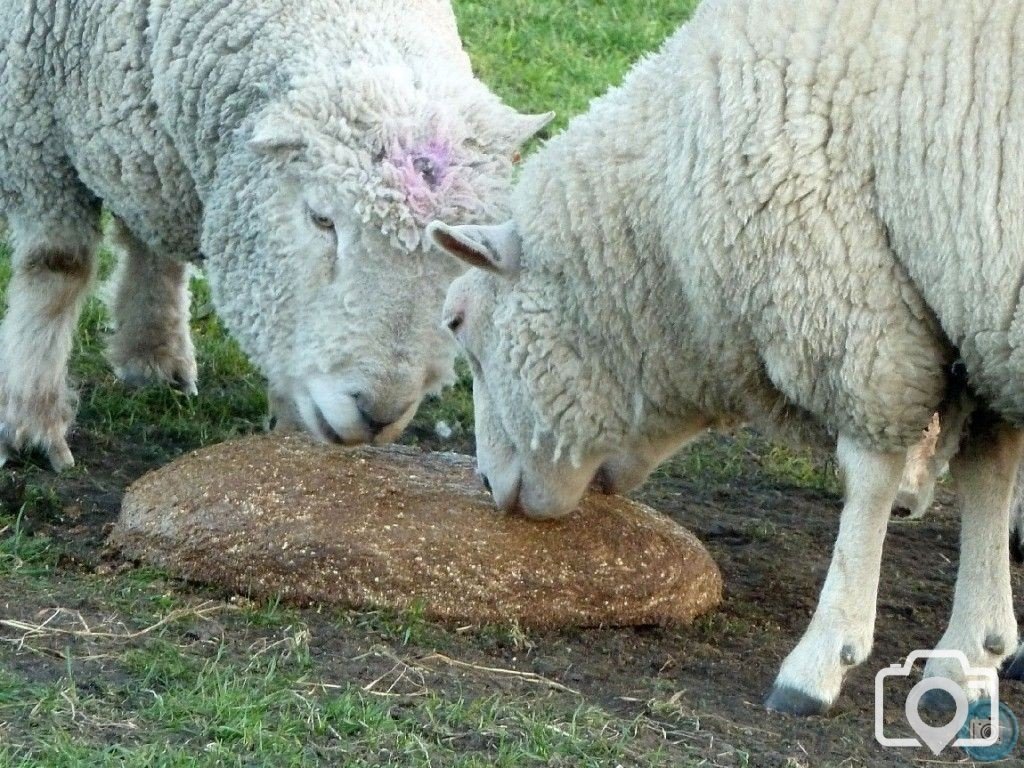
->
[3,427,1022,767]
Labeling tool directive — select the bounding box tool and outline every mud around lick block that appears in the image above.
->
[110,435,722,628]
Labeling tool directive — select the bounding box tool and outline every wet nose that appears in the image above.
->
[356,406,394,438]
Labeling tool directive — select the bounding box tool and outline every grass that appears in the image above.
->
[656,432,838,494]
[456,0,699,128]
[0,663,673,768]
[0,502,689,767]
[0,1,840,766]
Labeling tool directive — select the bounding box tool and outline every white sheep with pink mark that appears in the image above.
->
[0,0,550,468]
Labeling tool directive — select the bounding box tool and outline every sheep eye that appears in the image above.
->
[309,210,335,232]
[446,315,463,333]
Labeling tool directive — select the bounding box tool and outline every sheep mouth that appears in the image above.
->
[495,474,523,515]
[590,465,616,495]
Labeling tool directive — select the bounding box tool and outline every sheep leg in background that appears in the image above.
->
[892,393,974,520]
[1001,470,1024,678]
[106,216,197,395]
[1010,464,1024,564]
[0,172,101,470]
[765,436,904,715]
[921,410,1022,700]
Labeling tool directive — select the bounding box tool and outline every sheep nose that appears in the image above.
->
[352,392,416,438]
[357,406,394,438]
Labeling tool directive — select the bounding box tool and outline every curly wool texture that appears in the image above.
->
[492,0,1024,462]
[0,0,524,389]
[264,59,517,252]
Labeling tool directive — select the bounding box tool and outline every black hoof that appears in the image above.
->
[1000,649,1024,681]
[1011,528,1023,565]
[765,685,830,716]
[171,374,191,393]
[918,687,958,716]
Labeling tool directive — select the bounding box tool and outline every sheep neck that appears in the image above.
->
[511,100,726,447]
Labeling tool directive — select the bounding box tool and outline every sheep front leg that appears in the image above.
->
[921,412,1022,703]
[766,435,904,715]
[105,217,197,395]
[0,237,98,470]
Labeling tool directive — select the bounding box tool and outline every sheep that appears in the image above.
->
[428,0,1024,716]
[0,0,550,469]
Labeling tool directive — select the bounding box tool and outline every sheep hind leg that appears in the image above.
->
[0,215,100,470]
[105,217,197,395]
[766,435,904,715]
[1000,636,1024,680]
[921,410,1022,704]
[1009,464,1024,565]
[1002,466,1024,679]
[994,416,1024,680]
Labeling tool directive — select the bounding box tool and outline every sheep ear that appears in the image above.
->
[426,221,522,276]
[508,111,555,147]
[249,112,307,155]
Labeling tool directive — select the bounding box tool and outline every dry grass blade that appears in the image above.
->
[362,657,429,698]
[0,601,235,646]
[417,652,581,695]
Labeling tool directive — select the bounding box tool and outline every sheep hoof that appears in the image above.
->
[170,372,199,396]
[1000,649,1024,680]
[112,355,198,396]
[765,685,830,716]
[890,495,928,521]
[46,439,75,472]
[0,404,76,472]
[0,434,74,472]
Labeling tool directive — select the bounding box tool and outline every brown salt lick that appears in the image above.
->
[111,435,722,629]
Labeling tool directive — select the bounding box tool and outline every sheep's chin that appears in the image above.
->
[591,454,661,496]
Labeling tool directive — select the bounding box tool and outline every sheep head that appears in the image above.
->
[201,63,551,445]
[428,219,708,519]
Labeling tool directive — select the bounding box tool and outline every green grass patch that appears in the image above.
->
[649,431,839,495]
[456,0,700,128]
[0,509,59,578]
[0,627,687,768]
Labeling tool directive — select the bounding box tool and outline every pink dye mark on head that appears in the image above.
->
[392,138,455,218]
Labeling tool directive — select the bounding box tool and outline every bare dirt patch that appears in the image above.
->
[4,429,1022,767]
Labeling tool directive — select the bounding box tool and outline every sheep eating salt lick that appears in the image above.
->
[110,435,721,629]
